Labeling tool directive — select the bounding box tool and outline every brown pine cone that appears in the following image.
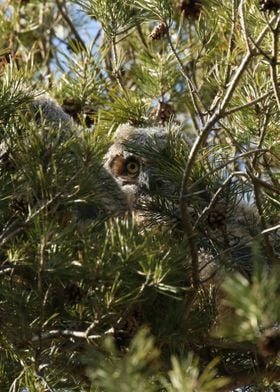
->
[152,101,175,125]
[149,22,167,40]
[207,204,227,230]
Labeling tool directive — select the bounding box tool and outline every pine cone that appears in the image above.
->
[207,204,227,230]
[179,0,202,20]
[259,0,280,12]
[149,22,167,40]
[10,197,28,215]
[152,101,175,125]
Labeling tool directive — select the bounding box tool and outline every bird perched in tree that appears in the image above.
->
[1,93,129,220]
[30,94,74,127]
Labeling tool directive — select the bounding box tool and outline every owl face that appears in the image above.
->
[103,124,174,213]
[109,155,141,185]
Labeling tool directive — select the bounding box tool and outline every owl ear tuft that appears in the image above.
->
[114,124,138,141]
[30,94,73,127]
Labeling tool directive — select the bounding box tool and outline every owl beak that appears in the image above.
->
[138,169,151,193]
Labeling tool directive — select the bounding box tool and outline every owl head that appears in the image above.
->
[103,124,182,217]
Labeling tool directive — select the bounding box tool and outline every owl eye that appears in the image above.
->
[126,160,140,175]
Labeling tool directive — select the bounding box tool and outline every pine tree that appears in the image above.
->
[0,0,279,391]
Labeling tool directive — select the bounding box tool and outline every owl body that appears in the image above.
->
[31,94,73,126]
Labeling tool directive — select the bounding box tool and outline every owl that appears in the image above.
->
[104,123,280,271]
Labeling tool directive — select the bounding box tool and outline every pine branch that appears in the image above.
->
[31,328,106,342]
[269,18,280,111]
[223,90,273,116]
[194,337,256,353]
[55,0,86,50]
[179,14,279,296]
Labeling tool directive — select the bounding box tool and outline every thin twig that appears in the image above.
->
[270,19,280,111]
[55,0,86,51]
[111,35,126,91]
[136,24,149,49]
[32,328,114,342]
[35,374,56,392]
[239,0,251,52]
[223,90,272,116]
[261,223,280,235]
[194,337,256,353]
[224,0,238,86]
[165,27,203,131]
[91,27,103,49]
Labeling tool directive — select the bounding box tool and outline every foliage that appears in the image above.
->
[0,0,279,391]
